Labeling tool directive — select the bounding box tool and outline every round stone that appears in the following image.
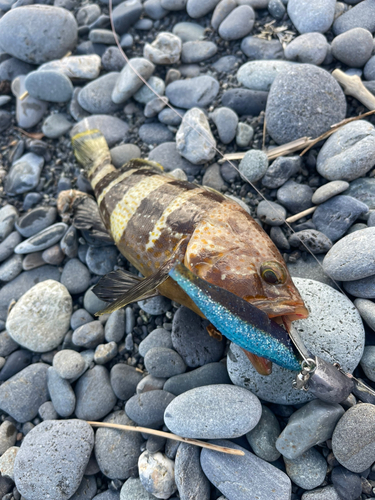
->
[354,298,375,331]
[5,153,44,196]
[284,448,327,490]
[218,5,255,41]
[120,478,157,500]
[277,180,313,214]
[125,390,175,428]
[78,72,122,114]
[138,450,177,499]
[287,0,336,34]
[12,75,48,129]
[284,33,328,65]
[53,349,85,380]
[246,406,281,462]
[332,28,373,67]
[333,0,375,36]
[0,5,78,64]
[237,60,295,92]
[144,32,181,65]
[288,229,333,254]
[144,347,186,378]
[110,363,143,400]
[112,57,155,104]
[71,115,129,148]
[42,114,72,139]
[47,367,76,418]
[239,149,268,183]
[266,65,346,144]
[256,200,286,226]
[38,54,101,80]
[25,70,73,103]
[312,181,350,204]
[165,75,219,109]
[227,277,365,404]
[181,40,217,63]
[210,107,238,145]
[6,280,72,353]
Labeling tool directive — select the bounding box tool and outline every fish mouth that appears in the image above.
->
[249,300,309,322]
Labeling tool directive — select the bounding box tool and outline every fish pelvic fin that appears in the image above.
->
[72,129,111,175]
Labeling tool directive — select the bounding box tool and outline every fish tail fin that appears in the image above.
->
[72,129,111,176]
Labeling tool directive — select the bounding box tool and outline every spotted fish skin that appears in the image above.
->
[71,129,308,322]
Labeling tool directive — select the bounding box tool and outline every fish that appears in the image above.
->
[60,128,309,373]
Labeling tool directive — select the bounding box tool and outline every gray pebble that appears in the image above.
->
[112,58,154,103]
[0,421,16,456]
[86,245,118,276]
[77,4,100,25]
[331,465,362,500]
[212,55,239,73]
[75,365,117,420]
[112,0,142,35]
[256,200,286,226]
[176,107,216,164]
[5,153,44,196]
[73,321,104,349]
[0,363,48,423]
[211,0,237,31]
[365,56,375,81]
[239,149,268,183]
[285,33,328,65]
[266,65,346,144]
[0,206,18,244]
[354,298,375,331]
[218,5,255,41]
[78,72,122,114]
[148,142,199,175]
[14,420,93,500]
[105,309,125,343]
[89,29,118,45]
[241,36,283,60]
[181,41,217,63]
[268,0,286,19]
[84,286,109,315]
[158,107,184,126]
[139,328,172,357]
[287,0,336,33]
[71,308,94,330]
[102,47,126,72]
[262,156,301,189]
[317,120,375,181]
[25,70,73,102]
[0,254,23,282]
[0,231,21,262]
[201,439,291,500]
[39,54,101,80]
[42,113,72,138]
[202,163,226,192]
[277,180,313,214]
[94,490,119,500]
[138,295,171,315]
[47,368,76,417]
[137,374,166,394]
[332,28,373,67]
[138,450,177,498]
[246,406,281,462]
[284,448,327,490]
[145,347,186,378]
[312,181,350,204]
[166,75,219,109]
[94,342,118,364]
[301,485,341,500]
[172,306,225,367]
[61,258,91,295]
[186,0,220,18]
[125,390,175,428]
[70,476,97,500]
[333,0,375,35]
[289,229,333,254]
[236,122,254,148]
[14,222,67,254]
[332,403,375,472]
[344,274,375,298]
[270,226,290,251]
[134,76,165,104]
[175,443,210,500]
[0,5,78,64]
[39,401,58,421]
[276,399,344,459]
[139,123,174,145]
[110,144,141,168]
[110,363,143,400]
[323,227,375,281]
[0,57,34,82]
[120,478,155,500]
[172,21,205,42]
[345,177,375,211]
[53,349,85,380]
[164,384,261,439]
[12,75,47,129]
[95,410,143,480]
[360,345,375,381]
[237,60,295,92]
[71,115,129,147]
[210,107,238,145]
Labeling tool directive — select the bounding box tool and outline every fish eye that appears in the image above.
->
[260,261,287,285]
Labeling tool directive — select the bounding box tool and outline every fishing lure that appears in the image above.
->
[59,128,309,375]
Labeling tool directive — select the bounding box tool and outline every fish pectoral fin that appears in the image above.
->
[242,350,273,376]
[73,195,113,244]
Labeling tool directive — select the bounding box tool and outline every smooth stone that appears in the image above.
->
[112,58,154,104]
[331,466,362,500]
[161,0,187,10]
[312,181,350,204]
[284,448,327,490]
[208,107,238,145]
[288,229,333,254]
[354,298,375,331]
[0,57,35,81]
[236,123,254,148]
[42,244,65,265]
[6,280,72,352]
[71,309,93,330]
[95,410,143,480]
[137,374,166,395]
[0,110,11,133]
[317,121,375,181]
[75,365,117,420]
[172,21,205,42]
[0,363,48,422]
[256,200,285,226]
[110,144,141,168]
[284,33,328,65]
[261,156,301,189]
[60,225,78,259]
[237,60,295,92]
[333,0,375,35]
[202,163,226,192]
[287,0,336,34]
[0,206,18,244]
[144,94,168,118]
[323,227,375,281]
[166,76,219,109]
[164,384,261,439]
[211,0,237,32]
[44,113,73,138]
[163,362,230,396]
[365,56,375,81]
[39,54,101,79]
[22,250,44,272]
[5,153,44,196]
[71,115,129,147]
[15,223,67,254]
[53,349,85,380]
[120,478,156,500]
[246,405,281,462]
[84,286,109,315]
[144,347,186,378]
[105,309,125,343]
[47,367,76,417]
[138,296,171,315]
[0,349,32,381]
[148,142,199,175]
[218,5,255,41]
[112,0,142,35]
[276,399,344,459]
[110,363,143,400]
[134,76,165,104]
[158,107,184,126]
[144,32,181,65]
[344,177,375,210]
[332,403,375,472]
[25,70,73,102]
[332,28,373,67]
[77,4,100,25]
[125,390,175,428]
[224,88,269,117]
[0,5,78,64]
[14,420,93,500]
[277,180,313,214]
[78,72,122,114]
[0,231,21,262]
[73,321,105,349]
[171,306,225,367]
[301,485,341,500]
[227,277,365,404]
[200,440,292,500]
[212,56,239,74]
[266,65,346,144]
[186,0,220,18]
[138,123,174,145]
[95,490,120,500]
[85,246,118,276]
[23,192,43,211]
[0,265,61,321]
[70,476,97,500]
[181,40,217,64]
[138,450,177,499]
[12,75,47,128]
[175,443,210,500]
[139,328,172,357]
[0,421,16,456]
[94,342,118,365]
[89,29,118,45]
[268,0,286,19]
[0,254,23,282]
[39,401,58,422]
[61,258,90,295]
[176,107,216,165]
[313,196,368,242]
[0,446,18,480]
[344,275,375,298]
[241,36,283,60]
[360,346,375,381]
[102,46,126,72]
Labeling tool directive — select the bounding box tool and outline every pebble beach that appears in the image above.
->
[1,0,375,499]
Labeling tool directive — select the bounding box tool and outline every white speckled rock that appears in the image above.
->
[6,280,72,352]
[176,107,216,164]
[138,451,177,499]
[0,446,19,480]
[227,277,365,404]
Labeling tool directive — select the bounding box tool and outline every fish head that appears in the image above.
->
[184,199,309,323]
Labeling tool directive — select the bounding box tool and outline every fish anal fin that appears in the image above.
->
[242,350,273,376]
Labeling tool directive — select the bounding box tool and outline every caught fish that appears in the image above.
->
[59,128,309,373]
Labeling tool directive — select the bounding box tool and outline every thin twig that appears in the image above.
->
[285,207,317,224]
[87,421,245,456]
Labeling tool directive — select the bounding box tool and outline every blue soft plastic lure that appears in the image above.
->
[169,263,301,371]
